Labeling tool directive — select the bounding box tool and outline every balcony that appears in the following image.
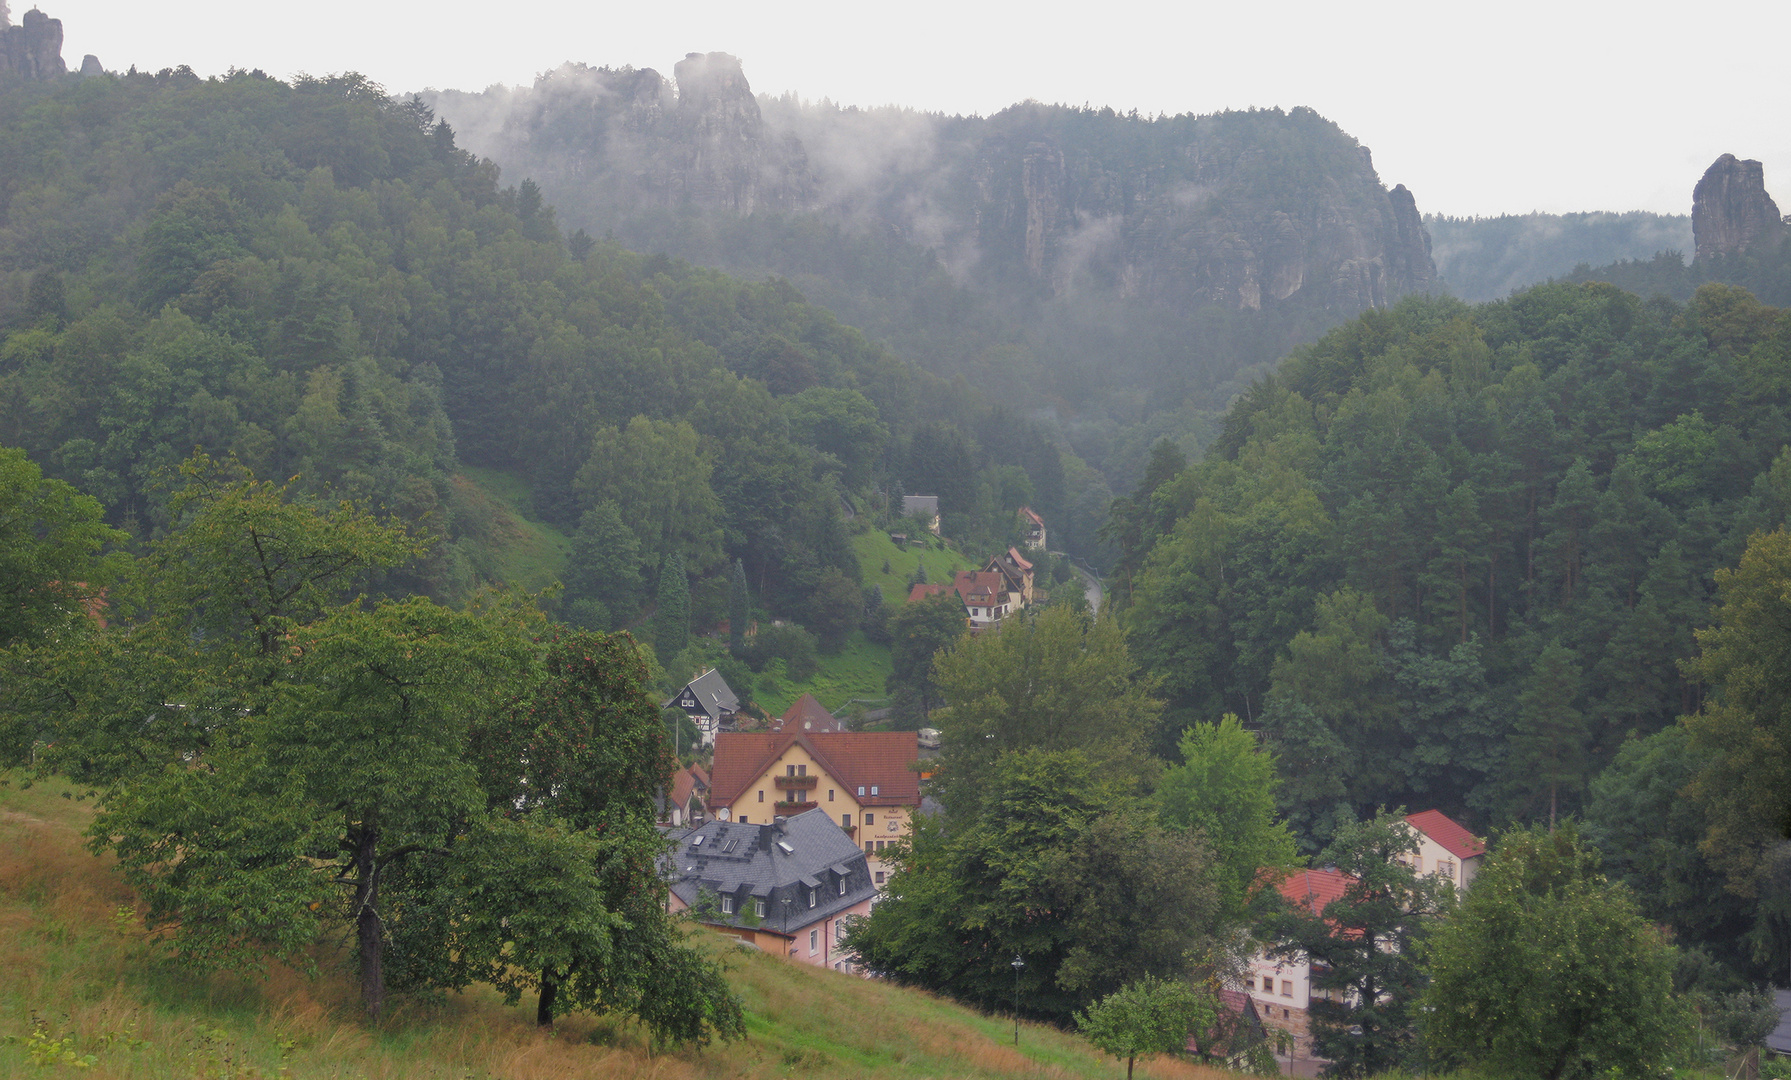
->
[773,774,819,790]
[774,800,817,813]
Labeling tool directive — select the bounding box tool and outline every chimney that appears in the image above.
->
[773,815,788,832]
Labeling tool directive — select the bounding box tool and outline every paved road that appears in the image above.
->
[1061,556,1103,615]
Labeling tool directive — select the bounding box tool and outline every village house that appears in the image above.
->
[1400,809,1487,890]
[1244,809,1483,1064]
[901,494,941,536]
[776,692,848,733]
[665,810,877,971]
[904,547,1037,632]
[1019,506,1047,550]
[708,729,920,884]
[659,762,710,827]
[663,667,740,748]
[1247,867,1350,1060]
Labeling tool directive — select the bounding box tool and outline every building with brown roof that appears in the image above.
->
[708,730,921,884]
[661,763,710,827]
[778,693,847,733]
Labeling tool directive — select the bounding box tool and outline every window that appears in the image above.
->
[1280,980,1292,997]
[1244,977,1255,991]
[1438,858,1456,879]
[856,785,865,796]
[757,790,764,802]
[808,889,816,908]
[865,812,875,825]
[842,813,852,827]
[838,876,846,896]
[738,815,748,824]
[754,898,766,918]
[786,765,795,776]
[721,895,734,914]
[828,789,834,802]
[798,764,807,776]
[875,871,885,885]
[865,842,873,855]
[809,929,819,954]
[876,840,886,851]
[870,786,879,796]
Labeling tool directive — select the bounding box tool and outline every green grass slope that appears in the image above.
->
[449,467,572,590]
[854,530,978,604]
[0,774,1227,1080]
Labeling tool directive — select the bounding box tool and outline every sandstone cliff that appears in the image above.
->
[1692,154,1786,261]
[0,7,66,81]
[429,58,1435,318]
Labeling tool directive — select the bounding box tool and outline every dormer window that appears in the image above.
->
[808,888,817,908]
[838,876,847,896]
[721,895,734,915]
[857,785,865,796]
[755,898,766,918]
[871,786,879,796]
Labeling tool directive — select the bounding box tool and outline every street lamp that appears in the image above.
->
[1010,954,1025,1046]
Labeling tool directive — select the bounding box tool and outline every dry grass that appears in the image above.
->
[0,772,1239,1080]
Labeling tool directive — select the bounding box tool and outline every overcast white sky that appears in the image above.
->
[43,0,1791,217]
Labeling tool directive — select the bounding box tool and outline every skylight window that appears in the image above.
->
[691,834,705,847]
[777,841,794,854]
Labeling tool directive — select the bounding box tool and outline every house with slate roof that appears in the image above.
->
[665,809,877,970]
[708,730,920,884]
[1401,809,1486,891]
[901,494,941,535]
[663,667,740,747]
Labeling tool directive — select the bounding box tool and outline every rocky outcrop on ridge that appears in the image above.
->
[428,57,1436,317]
[1693,154,1786,261]
[0,7,67,81]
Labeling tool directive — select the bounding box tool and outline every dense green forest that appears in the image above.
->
[1565,238,1791,307]
[1426,211,1691,302]
[1110,278,1791,980]
[0,66,1091,657]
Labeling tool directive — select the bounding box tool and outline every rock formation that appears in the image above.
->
[0,7,67,81]
[429,59,1436,316]
[1692,154,1785,261]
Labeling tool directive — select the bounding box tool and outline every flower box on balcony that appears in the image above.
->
[773,774,819,790]
[774,800,817,812]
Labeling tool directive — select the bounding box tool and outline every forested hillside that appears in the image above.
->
[1110,279,1791,977]
[0,66,1089,640]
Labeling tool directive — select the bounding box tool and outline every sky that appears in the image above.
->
[42,0,1791,217]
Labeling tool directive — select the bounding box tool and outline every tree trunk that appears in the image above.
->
[354,828,384,1020]
[1126,1054,1135,1080]
[537,969,559,1027]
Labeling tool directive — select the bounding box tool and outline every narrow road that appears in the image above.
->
[1060,555,1103,615]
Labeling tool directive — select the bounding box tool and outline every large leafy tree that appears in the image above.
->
[845,749,1220,1024]
[95,595,537,1018]
[0,445,129,648]
[1420,824,1688,1080]
[1157,714,1300,922]
[931,603,1160,821]
[1267,810,1452,1077]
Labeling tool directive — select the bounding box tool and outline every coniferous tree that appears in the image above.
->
[1509,644,1588,829]
[727,558,748,655]
[655,552,690,661]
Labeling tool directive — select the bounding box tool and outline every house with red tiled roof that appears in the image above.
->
[661,763,710,827]
[1246,868,1354,1062]
[778,693,847,734]
[707,730,921,885]
[1401,809,1487,891]
[986,547,1036,608]
[1019,507,1047,551]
